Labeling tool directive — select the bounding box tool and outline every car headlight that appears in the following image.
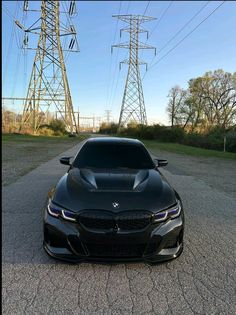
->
[47,200,77,222]
[153,200,181,223]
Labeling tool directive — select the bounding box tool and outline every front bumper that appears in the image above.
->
[43,210,184,264]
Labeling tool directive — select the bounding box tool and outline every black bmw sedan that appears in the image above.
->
[43,137,184,263]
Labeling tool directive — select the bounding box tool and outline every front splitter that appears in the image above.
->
[43,242,183,264]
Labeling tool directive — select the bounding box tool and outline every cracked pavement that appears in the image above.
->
[2,141,236,315]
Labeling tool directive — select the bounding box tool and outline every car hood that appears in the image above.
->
[52,168,177,213]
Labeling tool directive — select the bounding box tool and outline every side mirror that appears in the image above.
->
[158,159,168,167]
[153,158,168,168]
[60,156,72,165]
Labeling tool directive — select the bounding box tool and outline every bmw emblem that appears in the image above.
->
[112,202,119,208]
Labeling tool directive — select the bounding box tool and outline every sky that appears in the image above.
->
[2,0,236,125]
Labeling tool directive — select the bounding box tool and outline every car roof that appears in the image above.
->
[85,137,142,145]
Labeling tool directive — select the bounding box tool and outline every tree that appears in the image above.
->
[166,86,187,127]
[166,70,236,132]
[189,70,236,129]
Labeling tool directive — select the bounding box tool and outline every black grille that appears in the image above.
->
[117,211,151,230]
[79,211,114,230]
[85,242,146,258]
[78,210,152,231]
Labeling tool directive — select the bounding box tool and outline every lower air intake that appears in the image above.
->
[85,243,146,258]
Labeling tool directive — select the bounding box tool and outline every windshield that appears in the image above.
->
[73,142,155,169]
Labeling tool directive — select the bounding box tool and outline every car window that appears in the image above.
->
[73,143,155,169]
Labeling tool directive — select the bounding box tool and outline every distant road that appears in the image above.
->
[2,140,236,315]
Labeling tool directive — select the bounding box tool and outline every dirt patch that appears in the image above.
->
[2,135,88,186]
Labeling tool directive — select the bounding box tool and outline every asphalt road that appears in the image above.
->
[2,141,236,315]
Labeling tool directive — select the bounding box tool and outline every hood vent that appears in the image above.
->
[79,169,149,192]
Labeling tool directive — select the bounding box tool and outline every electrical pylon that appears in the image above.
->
[105,110,112,123]
[112,15,156,128]
[18,0,79,134]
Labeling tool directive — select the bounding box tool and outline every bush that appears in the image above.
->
[225,131,236,152]
[37,127,55,136]
[181,129,236,152]
[118,124,185,142]
[53,130,65,136]
[99,122,236,153]
[38,121,66,136]
[157,126,185,142]
[139,125,156,140]
[49,119,67,134]
[99,122,118,134]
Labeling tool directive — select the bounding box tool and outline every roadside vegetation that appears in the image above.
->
[143,140,236,160]
[2,114,72,137]
[166,70,236,131]
[2,133,87,143]
[99,123,236,155]
[99,69,236,155]
[99,124,236,159]
[38,119,68,136]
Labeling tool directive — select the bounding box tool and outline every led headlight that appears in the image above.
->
[47,203,62,217]
[154,200,181,223]
[47,200,76,222]
[61,210,77,222]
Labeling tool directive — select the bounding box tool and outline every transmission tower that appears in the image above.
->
[105,110,112,123]
[17,0,79,134]
[112,15,156,128]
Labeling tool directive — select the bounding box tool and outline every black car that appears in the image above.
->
[43,137,184,263]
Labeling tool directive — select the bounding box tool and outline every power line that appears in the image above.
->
[146,1,210,71]
[143,1,151,16]
[106,1,122,109]
[3,2,20,90]
[126,0,131,14]
[11,47,22,97]
[2,5,17,21]
[107,2,124,109]
[142,1,226,80]
[14,2,23,50]
[140,1,173,63]
[156,1,210,56]
[11,1,28,97]
[3,16,15,81]
[22,5,28,94]
[149,1,173,38]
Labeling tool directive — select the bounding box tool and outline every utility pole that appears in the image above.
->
[17,0,79,134]
[112,15,156,129]
[105,110,112,124]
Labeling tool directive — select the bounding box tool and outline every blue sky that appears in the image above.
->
[2,1,236,125]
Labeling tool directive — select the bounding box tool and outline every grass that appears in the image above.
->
[143,140,236,160]
[107,133,236,160]
[2,133,90,186]
[2,133,88,143]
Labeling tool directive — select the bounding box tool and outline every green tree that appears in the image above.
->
[166,70,236,132]
[189,70,236,129]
